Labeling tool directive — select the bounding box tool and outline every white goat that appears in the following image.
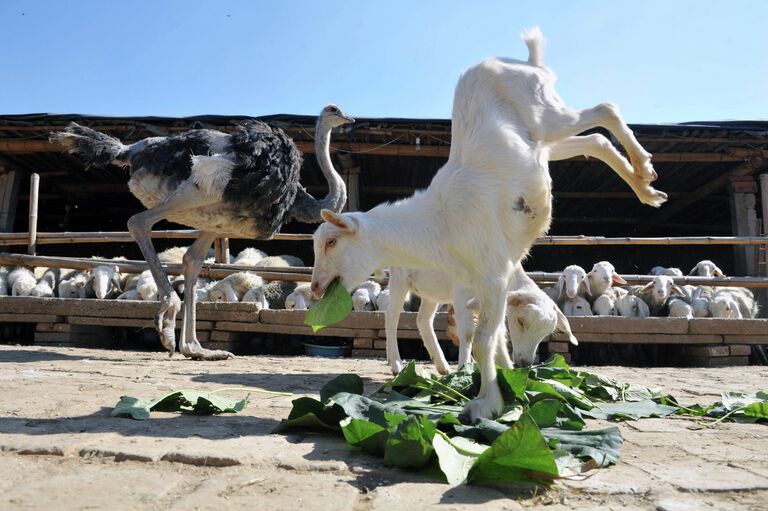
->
[616,293,651,318]
[585,261,626,298]
[688,260,725,277]
[309,28,664,420]
[116,289,141,300]
[285,283,314,310]
[9,267,37,297]
[556,265,591,303]
[690,286,713,317]
[637,275,685,316]
[352,280,382,312]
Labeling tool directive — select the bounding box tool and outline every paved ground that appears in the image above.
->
[0,344,766,510]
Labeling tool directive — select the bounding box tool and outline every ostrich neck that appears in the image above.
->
[314,121,346,212]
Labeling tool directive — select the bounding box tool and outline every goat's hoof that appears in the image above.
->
[633,159,657,183]
[389,360,405,375]
[435,363,451,376]
[459,386,503,423]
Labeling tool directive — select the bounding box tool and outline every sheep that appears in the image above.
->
[375,288,390,311]
[563,296,593,317]
[616,293,651,318]
[195,278,215,302]
[649,266,683,277]
[9,267,39,297]
[58,271,94,299]
[709,287,757,319]
[688,260,725,277]
[352,280,381,311]
[136,270,159,301]
[690,286,713,317]
[233,248,267,266]
[241,286,270,309]
[667,297,694,318]
[209,272,264,302]
[240,255,303,309]
[116,289,141,300]
[259,255,304,268]
[158,246,188,264]
[90,264,122,299]
[309,28,665,420]
[555,265,591,303]
[285,283,314,310]
[592,293,618,316]
[636,275,685,316]
[585,261,626,299]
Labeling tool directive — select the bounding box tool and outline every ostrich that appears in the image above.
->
[52,105,354,360]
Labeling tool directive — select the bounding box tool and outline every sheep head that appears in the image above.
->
[640,275,685,304]
[689,260,725,277]
[557,265,591,300]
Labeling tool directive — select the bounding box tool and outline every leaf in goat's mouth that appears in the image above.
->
[304,278,353,332]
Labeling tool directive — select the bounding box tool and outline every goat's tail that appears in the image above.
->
[521,26,544,67]
[50,123,128,168]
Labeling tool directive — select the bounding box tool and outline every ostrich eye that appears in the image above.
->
[330,107,338,113]
[325,238,337,248]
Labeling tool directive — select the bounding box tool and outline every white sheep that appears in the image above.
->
[241,286,270,309]
[158,246,188,264]
[8,267,38,297]
[209,272,264,302]
[563,296,593,317]
[585,261,626,298]
[136,270,159,301]
[649,266,683,276]
[309,28,665,420]
[375,288,390,311]
[233,248,267,266]
[636,275,685,316]
[352,280,382,311]
[616,293,651,318]
[555,265,592,302]
[592,293,618,316]
[709,287,757,319]
[688,260,725,277]
[116,289,141,300]
[90,264,122,299]
[690,286,713,317]
[667,297,694,318]
[58,271,94,299]
[285,283,314,310]
[195,278,215,302]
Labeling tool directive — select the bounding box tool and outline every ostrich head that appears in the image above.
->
[318,104,355,128]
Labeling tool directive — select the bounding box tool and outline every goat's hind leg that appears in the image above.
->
[127,183,219,356]
[539,102,658,185]
[384,269,410,375]
[179,232,233,360]
[416,298,451,375]
[549,134,667,208]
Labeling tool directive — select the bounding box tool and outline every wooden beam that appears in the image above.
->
[0,170,20,231]
[635,157,767,235]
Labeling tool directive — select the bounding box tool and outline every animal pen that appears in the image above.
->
[0,113,766,367]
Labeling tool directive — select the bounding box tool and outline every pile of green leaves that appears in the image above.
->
[276,355,686,487]
[681,391,768,423]
[112,389,250,420]
[304,279,353,332]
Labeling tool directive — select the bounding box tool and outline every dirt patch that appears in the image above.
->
[0,345,766,510]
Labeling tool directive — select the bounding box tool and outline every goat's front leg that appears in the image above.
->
[539,102,658,185]
[459,284,507,422]
[451,286,476,368]
[179,232,233,360]
[416,298,450,375]
[384,269,410,375]
[126,183,219,356]
[549,134,667,208]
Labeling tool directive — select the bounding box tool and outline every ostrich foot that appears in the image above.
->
[180,337,235,361]
[459,384,503,423]
[155,293,181,355]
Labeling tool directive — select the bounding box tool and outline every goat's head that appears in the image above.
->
[557,265,591,300]
[505,290,558,367]
[640,275,684,303]
[688,260,725,278]
[311,210,376,300]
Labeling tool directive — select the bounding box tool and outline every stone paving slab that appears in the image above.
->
[0,345,767,510]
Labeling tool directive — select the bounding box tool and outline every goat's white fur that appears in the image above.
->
[310,28,664,420]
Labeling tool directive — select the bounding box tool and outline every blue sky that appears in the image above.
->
[1,1,766,123]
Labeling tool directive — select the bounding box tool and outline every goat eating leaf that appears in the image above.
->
[304,278,353,332]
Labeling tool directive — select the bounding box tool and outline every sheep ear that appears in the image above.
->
[640,281,654,293]
[687,266,698,276]
[612,273,627,285]
[321,210,357,232]
[671,285,685,297]
[580,274,592,297]
[556,276,565,299]
[713,266,725,277]
[466,297,480,310]
[637,299,650,318]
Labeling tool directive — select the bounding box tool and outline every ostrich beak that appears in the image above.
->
[341,115,355,124]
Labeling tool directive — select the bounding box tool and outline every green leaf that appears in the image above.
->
[433,431,488,486]
[384,415,437,468]
[320,374,364,403]
[529,399,561,428]
[304,278,352,332]
[469,413,558,485]
[542,427,623,468]
[744,402,768,420]
[435,362,480,400]
[341,417,389,456]
[274,396,346,432]
[582,400,678,421]
[148,390,248,415]
[111,395,152,420]
[527,379,594,411]
[498,367,529,402]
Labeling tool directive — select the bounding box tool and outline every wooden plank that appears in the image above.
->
[689,318,768,335]
[0,170,20,232]
[351,349,384,358]
[376,329,450,340]
[216,321,376,338]
[573,333,723,345]
[566,317,689,334]
[353,338,373,349]
[36,323,71,333]
[669,345,730,357]
[0,313,60,323]
[729,345,752,356]
[673,355,750,367]
[723,335,768,345]
[210,330,248,342]
[67,316,214,330]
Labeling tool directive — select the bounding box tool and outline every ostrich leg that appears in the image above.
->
[179,232,234,360]
[126,183,219,355]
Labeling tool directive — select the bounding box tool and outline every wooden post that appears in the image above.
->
[729,177,759,276]
[759,174,768,316]
[27,173,39,255]
[337,153,360,212]
[214,237,230,264]
[0,168,20,232]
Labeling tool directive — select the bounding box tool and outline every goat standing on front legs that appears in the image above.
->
[311,27,665,421]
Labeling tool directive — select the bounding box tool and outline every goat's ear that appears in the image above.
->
[580,274,592,297]
[466,297,480,310]
[671,285,685,297]
[713,266,725,277]
[612,273,627,285]
[320,210,357,232]
[506,291,524,308]
[640,281,654,293]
